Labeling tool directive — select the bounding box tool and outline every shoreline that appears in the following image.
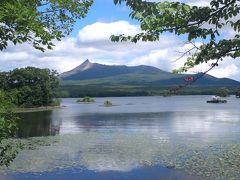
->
[14,106,63,113]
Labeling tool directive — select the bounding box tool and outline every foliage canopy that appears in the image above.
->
[0,0,93,51]
[0,67,60,107]
[217,87,229,97]
[112,0,240,72]
[0,91,19,167]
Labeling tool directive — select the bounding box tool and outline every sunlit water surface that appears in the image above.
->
[1,96,240,179]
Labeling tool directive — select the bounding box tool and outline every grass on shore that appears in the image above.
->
[14,106,61,113]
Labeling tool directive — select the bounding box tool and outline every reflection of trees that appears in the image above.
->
[0,111,60,166]
[17,111,61,138]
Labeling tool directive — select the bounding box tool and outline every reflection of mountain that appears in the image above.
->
[17,111,61,138]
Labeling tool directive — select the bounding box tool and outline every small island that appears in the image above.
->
[104,100,113,107]
[76,96,95,103]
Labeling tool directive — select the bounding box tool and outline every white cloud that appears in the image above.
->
[128,49,175,71]
[0,20,239,81]
[78,21,140,42]
[209,64,239,78]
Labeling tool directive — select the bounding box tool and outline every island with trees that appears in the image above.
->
[0,67,60,108]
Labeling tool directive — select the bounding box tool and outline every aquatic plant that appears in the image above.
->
[2,133,240,179]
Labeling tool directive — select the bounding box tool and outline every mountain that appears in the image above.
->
[60,59,165,81]
[59,60,240,97]
[60,59,240,87]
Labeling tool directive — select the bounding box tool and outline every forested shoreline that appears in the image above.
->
[0,67,60,166]
[60,84,240,98]
[0,67,60,108]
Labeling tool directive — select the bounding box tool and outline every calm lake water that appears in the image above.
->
[1,95,240,179]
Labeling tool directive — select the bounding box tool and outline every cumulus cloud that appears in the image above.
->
[0,20,239,81]
[128,49,175,71]
[78,21,140,42]
[209,64,239,78]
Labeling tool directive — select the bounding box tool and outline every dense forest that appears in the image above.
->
[0,67,60,108]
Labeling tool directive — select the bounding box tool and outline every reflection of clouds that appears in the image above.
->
[4,133,165,173]
[58,110,240,143]
[60,120,83,134]
[4,97,240,174]
[83,157,137,172]
[3,122,240,174]
[172,111,240,142]
[172,112,213,134]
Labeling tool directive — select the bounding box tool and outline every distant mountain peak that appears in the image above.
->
[60,59,94,78]
[60,60,240,88]
[83,59,91,64]
[74,59,94,72]
[60,60,165,80]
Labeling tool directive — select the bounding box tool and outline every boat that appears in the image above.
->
[206,96,227,103]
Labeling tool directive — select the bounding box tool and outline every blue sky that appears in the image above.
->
[71,0,135,36]
[0,0,239,81]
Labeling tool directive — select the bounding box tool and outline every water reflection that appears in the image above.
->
[18,109,240,143]
[6,96,240,179]
[17,111,61,138]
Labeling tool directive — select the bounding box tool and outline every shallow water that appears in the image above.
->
[1,96,240,179]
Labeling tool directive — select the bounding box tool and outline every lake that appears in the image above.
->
[1,95,240,179]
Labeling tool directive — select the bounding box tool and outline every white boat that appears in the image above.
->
[206,96,227,103]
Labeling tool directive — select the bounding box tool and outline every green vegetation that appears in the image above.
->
[0,0,92,168]
[15,107,60,113]
[60,84,239,97]
[112,0,240,72]
[0,0,92,51]
[0,91,19,167]
[217,88,229,97]
[162,90,171,97]
[104,100,113,107]
[77,96,95,103]
[0,67,60,166]
[56,91,70,98]
[236,88,240,98]
[0,67,60,108]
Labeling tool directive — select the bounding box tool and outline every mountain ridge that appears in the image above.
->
[60,59,167,80]
[60,60,240,87]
